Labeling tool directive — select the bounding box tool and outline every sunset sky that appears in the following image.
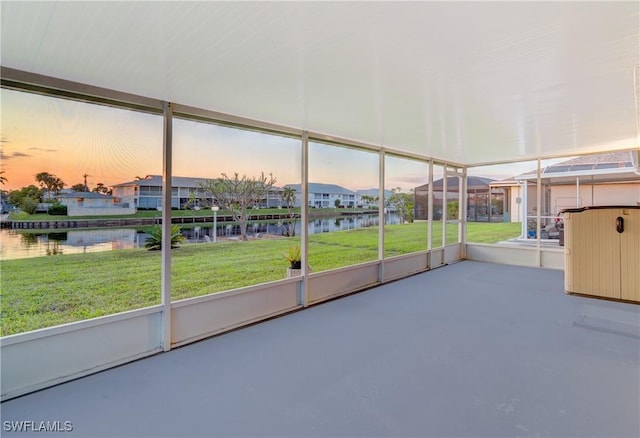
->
[1,88,548,193]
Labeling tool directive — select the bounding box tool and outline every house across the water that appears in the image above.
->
[57,192,136,217]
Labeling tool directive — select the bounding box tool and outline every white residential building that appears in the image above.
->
[57,192,136,217]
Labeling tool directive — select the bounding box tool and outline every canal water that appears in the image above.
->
[0,213,400,260]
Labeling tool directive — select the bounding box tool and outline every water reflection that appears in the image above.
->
[2,228,143,260]
[1,213,399,260]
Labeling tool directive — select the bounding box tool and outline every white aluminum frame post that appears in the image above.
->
[378,149,386,282]
[300,131,309,307]
[161,101,173,352]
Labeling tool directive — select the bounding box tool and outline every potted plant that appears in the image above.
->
[282,244,313,277]
[283,244,302,277]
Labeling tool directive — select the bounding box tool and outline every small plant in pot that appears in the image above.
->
[282,244,311,278]
[283,244,301,269]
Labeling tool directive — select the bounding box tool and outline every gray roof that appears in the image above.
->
[415,176,495,191]
[283,183,356,195]
[555,151,632,166]
[113,175,217,188]
[541,151,633,174]
[58,191,114,199]
[509,151,635,179]
[114,175,284,190]
[356,188,393,198]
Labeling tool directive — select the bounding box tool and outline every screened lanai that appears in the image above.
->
[1,2,639,436]
[414,176,506,222]
[488,150,640,242]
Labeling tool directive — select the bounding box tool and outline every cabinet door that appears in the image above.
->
[620,209,640,302]
[567,209,621,298]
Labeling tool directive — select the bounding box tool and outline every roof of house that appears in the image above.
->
[113,175,217,188]
[541,151,633,174]
[58,192,114,199]
[114,175,284,190]
[554,151,632,166]
[356,188,393,198]
[283,183,355,195]
[415,176,495,191]
[490,151,638,184]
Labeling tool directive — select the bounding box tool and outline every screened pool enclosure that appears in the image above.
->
[1,2,638,407]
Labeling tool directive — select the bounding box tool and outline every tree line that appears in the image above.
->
[3,171,112,214]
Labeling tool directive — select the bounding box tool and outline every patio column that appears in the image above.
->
[378,149,385,282]
[300,131,309,306]
[461,167,468,258]
[536,159,542,266]
[428,160,434,251]
[161,101,173,351]
[521,180,527,239]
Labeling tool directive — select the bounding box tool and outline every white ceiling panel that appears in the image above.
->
[1,1,638,165]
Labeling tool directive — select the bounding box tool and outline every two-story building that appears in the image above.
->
[112,175,213,210]
[283,183,360,208]
[112,175,283,210]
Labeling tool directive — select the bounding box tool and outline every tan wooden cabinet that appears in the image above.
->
[563,206,639,302]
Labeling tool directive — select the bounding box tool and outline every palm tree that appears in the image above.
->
[281,187,297,237]
[35,172,55,199]
[282,187,296,208]
[144,225,185,250]
[0,171,7,185]
[52,177,65,195]
[35,171,52,188]
[35,172,65,199]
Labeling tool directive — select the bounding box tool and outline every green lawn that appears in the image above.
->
[466,221,521,243]
[1,221,521,335]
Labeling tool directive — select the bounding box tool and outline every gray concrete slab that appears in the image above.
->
[1,261,638,437]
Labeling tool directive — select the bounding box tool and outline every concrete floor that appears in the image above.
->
[1,261,639,437]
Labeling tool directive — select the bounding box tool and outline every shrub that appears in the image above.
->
[20,197,39,215]
[447,201,459,220]
[144,225,185,250]
[47,202,68,215]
